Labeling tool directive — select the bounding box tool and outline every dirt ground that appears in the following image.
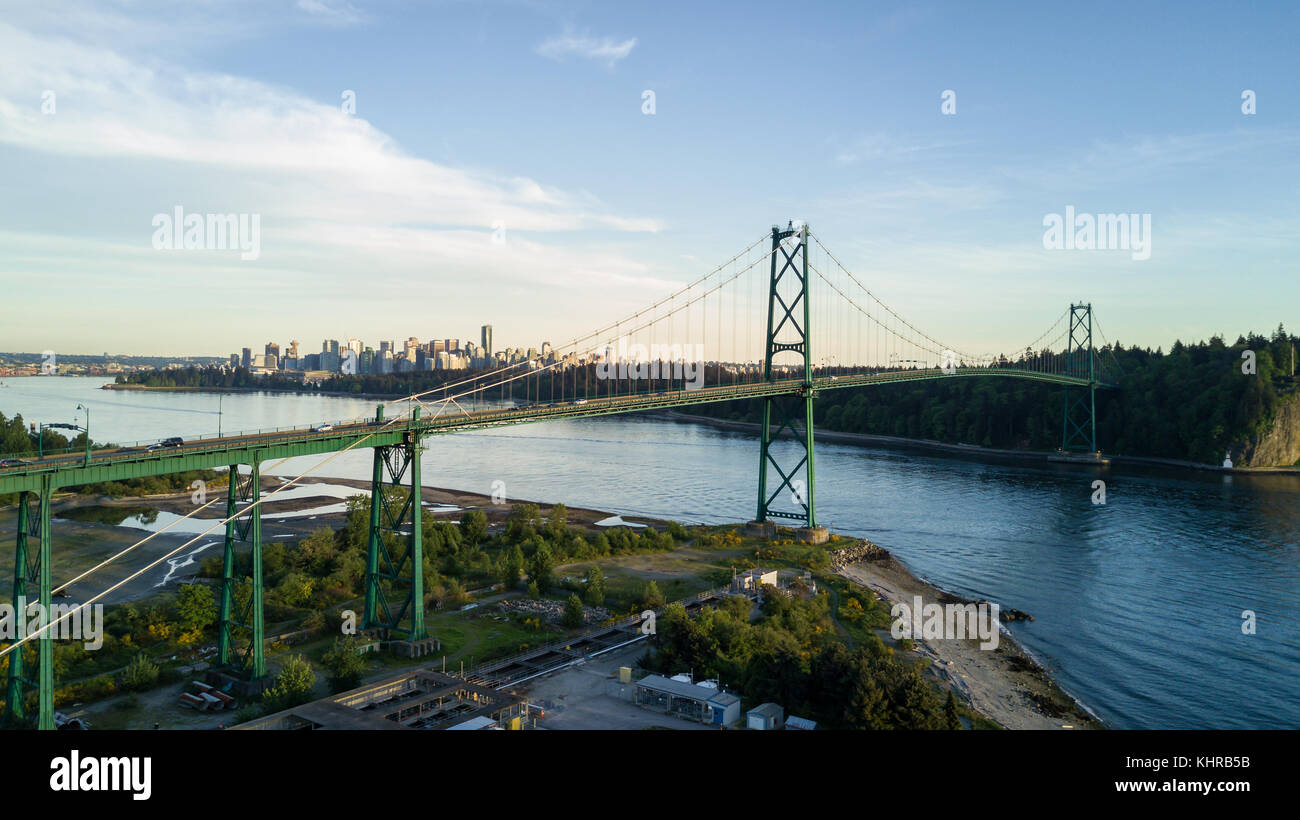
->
[519,644,715,731]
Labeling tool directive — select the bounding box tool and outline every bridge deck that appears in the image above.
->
[0,367,1107,493]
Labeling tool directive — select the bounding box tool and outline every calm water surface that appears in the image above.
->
[4,376,1299,729]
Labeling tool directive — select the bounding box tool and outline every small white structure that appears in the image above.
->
[732,568,779,594]
[746,702,784,730]
[1223,451,1234,468]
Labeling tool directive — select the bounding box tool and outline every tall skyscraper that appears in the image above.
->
[481,324,492,358]
[241,347,252,368]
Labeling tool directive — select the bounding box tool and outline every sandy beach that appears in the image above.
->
[835,546,1101,730]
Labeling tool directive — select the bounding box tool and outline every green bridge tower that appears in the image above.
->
[755,222,818,529]
[1060,302,1098,453]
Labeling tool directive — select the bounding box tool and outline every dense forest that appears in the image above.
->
[695,327,1298,465]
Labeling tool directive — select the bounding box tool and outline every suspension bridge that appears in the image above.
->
[0,223,1120,728]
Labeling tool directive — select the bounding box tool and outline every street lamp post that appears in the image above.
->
[218,393,224,438]
[75,403,90,466]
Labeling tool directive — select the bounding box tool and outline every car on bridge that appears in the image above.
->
[161,437,183,448]
[313,424,334,432]
[0,458,32,468]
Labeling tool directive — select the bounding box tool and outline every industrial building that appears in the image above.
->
[746,702,784,730]
[633,674,741,726]
[234,670,527,730]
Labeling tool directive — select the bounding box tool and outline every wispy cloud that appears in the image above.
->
[536,28,637,67]
[831,133,966,165]
[0,17,668,352]
[296,0,366,26]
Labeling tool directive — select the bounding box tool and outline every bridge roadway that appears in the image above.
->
[0,367,1098,495]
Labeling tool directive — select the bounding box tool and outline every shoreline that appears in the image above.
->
[833,545,1103,730]
[89,380,1300,474]
[658,410,1300,476]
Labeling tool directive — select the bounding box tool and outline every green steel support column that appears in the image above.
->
[363,407,426,640]
[755,222,817,527]
[408,429,425,640]
[217,465,238,667]
[363,445,384,629]
[6,491,30,721]
[801,221,817,528]
[755,400,772,522]
[247,457,265,679]
[36,477,53,730]
[216,460,266,680]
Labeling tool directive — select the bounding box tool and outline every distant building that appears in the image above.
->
[481,324,493,359]
[241,347,252,368]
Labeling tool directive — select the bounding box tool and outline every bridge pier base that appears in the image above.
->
[796,526,830,545]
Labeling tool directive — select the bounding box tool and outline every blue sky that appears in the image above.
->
[1,0,1297,357]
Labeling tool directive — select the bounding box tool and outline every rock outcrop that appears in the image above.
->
[1238,392,1300,468]
[829,539,890,568]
